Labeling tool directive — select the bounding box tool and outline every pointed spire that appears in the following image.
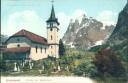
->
[49,4,56,21]
[46,1,59,25]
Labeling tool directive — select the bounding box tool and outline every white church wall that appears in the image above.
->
[29,46,48,60]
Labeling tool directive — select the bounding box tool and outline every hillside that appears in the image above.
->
[107,1,128,60]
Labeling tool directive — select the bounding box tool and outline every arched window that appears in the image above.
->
[45,48,46,53]
[35,46,38,53]
[51,35,53,40]
[40,47,42,53]
[50,23,53,27]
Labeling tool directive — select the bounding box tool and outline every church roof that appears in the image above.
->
[6,29,47,45]
[46,5,60,25]
[3,47,30,53]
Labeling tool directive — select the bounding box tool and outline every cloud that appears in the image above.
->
[5,9,87,38]
[6,10,47,37]
[96,10,117,25]
[72,9,87,19]
[5,9,116,39]
[71,9,87,23]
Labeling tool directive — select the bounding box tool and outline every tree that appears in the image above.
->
[59,39,65,57]
[94,48,126,77]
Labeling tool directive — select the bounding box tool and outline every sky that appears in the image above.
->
[1,0,127,38]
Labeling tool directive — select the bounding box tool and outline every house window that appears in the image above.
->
[50,28,53,31]
[36,46,38,53]
[45,48,46,53]
[41,47,42,53]
[51,35,53,40]
[17,44,20,47]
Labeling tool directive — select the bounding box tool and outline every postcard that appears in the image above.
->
[1,0,128,83]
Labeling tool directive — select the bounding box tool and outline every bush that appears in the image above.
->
[74,54,97,77]
[94,48,126,77]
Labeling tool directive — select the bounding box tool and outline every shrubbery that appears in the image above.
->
[1,47,127,79]
[93,48,126,77]
[74,60,97,77]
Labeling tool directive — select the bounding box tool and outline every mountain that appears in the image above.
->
[63,14,115,50]
[107,1,128,60]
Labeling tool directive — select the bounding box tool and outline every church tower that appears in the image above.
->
[46,3,60,58]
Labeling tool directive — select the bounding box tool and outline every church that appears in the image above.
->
[3,4,60,61]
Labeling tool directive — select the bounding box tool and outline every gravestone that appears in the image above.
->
[58,65,61,71]
[17,66,20,72]
[14,62,17,72]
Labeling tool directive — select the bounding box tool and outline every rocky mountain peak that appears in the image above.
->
[63,14,115,50]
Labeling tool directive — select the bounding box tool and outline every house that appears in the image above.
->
[3,4,60,61]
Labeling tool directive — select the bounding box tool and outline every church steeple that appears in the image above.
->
[46,0,60,58]
[46,4,59,25]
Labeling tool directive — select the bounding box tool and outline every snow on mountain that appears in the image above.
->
[95,40,104,46]
[63,14,115,50]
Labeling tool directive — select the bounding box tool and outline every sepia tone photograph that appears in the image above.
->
[0,0,128,83]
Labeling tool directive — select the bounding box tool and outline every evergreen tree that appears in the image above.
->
[59,39,65,57]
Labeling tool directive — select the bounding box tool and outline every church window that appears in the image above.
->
[41,47,42,53]
[51,35,53,40]
[36,46,38,53]
[50,23,53,27]
[51,46,53,49]
[45,48,46,53]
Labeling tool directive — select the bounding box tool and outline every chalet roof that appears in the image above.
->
[3,47,30,53]
[7,29,47,45]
